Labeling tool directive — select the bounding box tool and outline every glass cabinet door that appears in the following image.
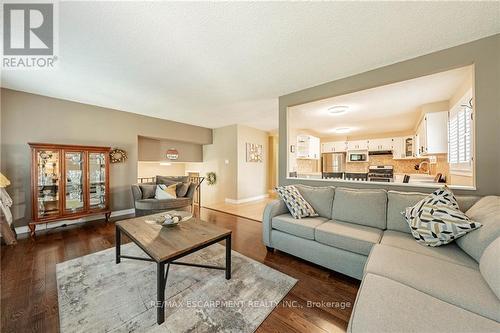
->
[64,151,85,214]
[88,152,107,210]
[36,150,61,219]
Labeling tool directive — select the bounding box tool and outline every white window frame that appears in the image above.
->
[448,89,474,175]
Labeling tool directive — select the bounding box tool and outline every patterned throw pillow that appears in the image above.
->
[403,186,481,247]
[155,184,177,199]
[276,185,318,219]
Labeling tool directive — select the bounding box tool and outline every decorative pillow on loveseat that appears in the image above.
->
[276,185,318,219]
[155,184,177,200]
[403,186,481,247]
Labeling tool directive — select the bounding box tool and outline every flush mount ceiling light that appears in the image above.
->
[328,106,349,115]
[333,127,351,134]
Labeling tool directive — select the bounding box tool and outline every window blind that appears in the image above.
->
[448,91,473,171]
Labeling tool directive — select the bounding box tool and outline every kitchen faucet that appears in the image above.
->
[415,161,430,174]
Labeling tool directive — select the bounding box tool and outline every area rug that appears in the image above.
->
[56,243,296,333]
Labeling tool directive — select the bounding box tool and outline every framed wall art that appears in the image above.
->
[246,143,263,162]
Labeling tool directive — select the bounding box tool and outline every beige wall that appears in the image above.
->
[185,124,270,204]
[137,162,186,179]
[0,89,212,227]
[279,34,500,195]
[237,125,269,200]
[138,136,203,162]
[184,125,238,205]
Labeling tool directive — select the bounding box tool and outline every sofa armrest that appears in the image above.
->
[262,199,288,247]
[131,185,142,203]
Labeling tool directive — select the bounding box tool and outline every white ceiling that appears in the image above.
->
[1,2,499,131]
[289,66,472,137]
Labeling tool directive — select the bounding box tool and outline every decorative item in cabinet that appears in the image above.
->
[29,143,111,238]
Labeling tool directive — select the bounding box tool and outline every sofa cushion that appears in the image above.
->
[176,182,191,197]
[403,186,481,247]
[139,184,156,199]
[456,196,500,262]
[381,230,477,269]
[456,195,482,213]
[134,197,191,211]
[480,237,500,300]
[276,185,318,219]
[348,273,500,333]
[295,184,335,219]
[315,220,382,256]
[332,188,387,229]
[271,229,367,279]
[365,245,500,322]
[272,214,327,240]
[156,175,189,185]
[387,191,427,233]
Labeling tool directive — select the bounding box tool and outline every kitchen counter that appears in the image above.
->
[394,173,437,184]
[296,172,322,179]
[288,174,473,190]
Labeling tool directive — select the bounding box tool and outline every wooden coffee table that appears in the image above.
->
[115,213,232,325]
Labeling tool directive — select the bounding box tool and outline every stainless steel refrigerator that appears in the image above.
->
[321,153,345,178]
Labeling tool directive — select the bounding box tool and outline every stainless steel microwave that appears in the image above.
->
[348,151,368,162]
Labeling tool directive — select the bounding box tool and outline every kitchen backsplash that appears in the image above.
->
[346,155,448,176]
[297,159,320,173]
[297,154,449,180]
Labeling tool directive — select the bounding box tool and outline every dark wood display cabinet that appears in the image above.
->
[29,143,111,238]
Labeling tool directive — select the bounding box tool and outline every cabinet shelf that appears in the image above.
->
[29,143,112,238]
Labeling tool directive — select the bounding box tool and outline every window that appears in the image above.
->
[448,89,473,173]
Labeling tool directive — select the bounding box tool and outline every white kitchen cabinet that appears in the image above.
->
[368,138,394,151]
[297,135,320,159]
[393,136,416,159]
[347,140,368,151]
[416,111,448,156]
[321,142,333,153]
[392,137,405,159]
[333,141,347,152]
[321,141,347,153]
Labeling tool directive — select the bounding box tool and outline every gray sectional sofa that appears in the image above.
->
[262,185,500,332]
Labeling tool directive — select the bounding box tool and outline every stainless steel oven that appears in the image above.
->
[368,165,394,182]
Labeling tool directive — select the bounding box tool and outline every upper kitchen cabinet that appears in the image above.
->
[321,141,347,153]
[393,136,416,159]
[347,140,368,151]
[297,134,320,159]
[368,138,394,151]
[415,111,448,156]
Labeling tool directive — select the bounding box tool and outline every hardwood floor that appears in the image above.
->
[204,197,275,222]
[1,208,360,333]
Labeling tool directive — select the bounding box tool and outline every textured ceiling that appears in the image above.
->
[2,2,499,131]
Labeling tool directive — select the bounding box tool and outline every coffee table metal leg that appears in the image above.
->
[157,262,165,325]
[115,225,121,264]
[226,235,231,280]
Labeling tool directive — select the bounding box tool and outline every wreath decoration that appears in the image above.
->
[206,172,216,185]
[109,148,128,163]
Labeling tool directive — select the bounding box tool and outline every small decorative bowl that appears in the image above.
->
[162,217,180,227]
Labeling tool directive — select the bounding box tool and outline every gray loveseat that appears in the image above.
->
[263,185,500,332]
[131,176,197,216]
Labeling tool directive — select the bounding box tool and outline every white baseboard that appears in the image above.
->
[225,194,269,204]
[14,208,135,234]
